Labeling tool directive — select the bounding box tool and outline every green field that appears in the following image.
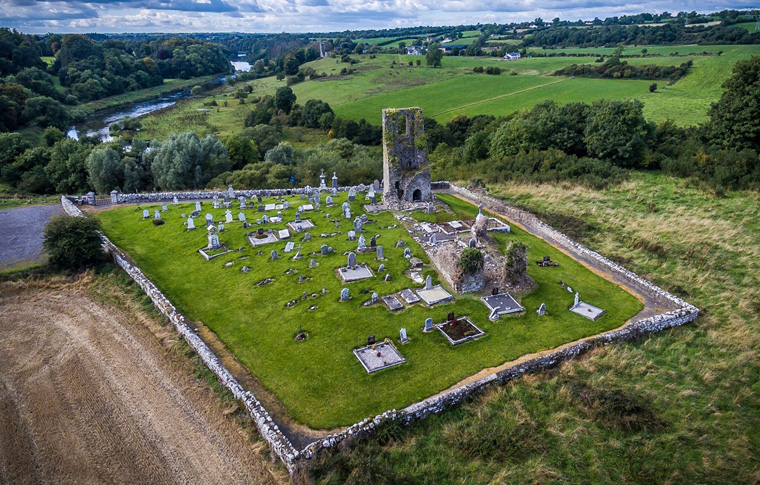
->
[307,172,760,483]
[134,44,760,141]
[96,192,641,429]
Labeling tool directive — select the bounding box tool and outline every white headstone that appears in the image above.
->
[424,318,434,331]
[271,250,278,260]
[347,251,357,268]
[142,209,150,219]
[340,288,349,301]
[400,328,408,343]
[357,235,366,250]
[225,210,233,223]
[154,210,161,220]
[195,201,202,212]
[173,196,179,205]
[206,213,214,223]
[187,217,195,230]
[425,275,433,290]
[238,212,246,222]
[162,204,168,212]
[574,292,580,307]
[376,245,384,260]
[537,303,546,316]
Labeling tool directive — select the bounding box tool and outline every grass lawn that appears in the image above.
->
[97,191,641,429]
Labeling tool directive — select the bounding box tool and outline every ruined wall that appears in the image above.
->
[382,107,431,206]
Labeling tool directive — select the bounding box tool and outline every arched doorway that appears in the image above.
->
[412,189,422,202]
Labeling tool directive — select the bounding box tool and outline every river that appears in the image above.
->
[67,61,251,142]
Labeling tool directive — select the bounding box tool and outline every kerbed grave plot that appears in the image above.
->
[97,191,642,429]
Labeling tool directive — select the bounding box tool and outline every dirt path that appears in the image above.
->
[431,77,570,117]
[0,276,287,484]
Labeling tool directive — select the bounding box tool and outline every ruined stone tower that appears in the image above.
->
[382,107,431,208]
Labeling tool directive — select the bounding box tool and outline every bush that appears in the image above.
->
[43,215,106,270]
[152,218,165,226]
[458,248,484,275]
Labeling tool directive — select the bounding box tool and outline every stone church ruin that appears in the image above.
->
[382,107,432,209]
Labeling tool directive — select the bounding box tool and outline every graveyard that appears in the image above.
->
[96,187,643,429]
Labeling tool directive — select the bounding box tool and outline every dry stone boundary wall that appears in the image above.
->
[61,180,699,472]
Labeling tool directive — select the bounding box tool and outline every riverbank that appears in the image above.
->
[78,75,220,115]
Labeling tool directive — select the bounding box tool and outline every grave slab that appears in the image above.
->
[353,341,406,374]
[481,292,524,316]
[382,294,404,311]
[570,301,606,321]
[248,233,278,247]
[338,264,374,283]
[416,285,454,306]
[399,288,421,305]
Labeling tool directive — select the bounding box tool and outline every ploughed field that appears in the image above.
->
[97,192,641,429]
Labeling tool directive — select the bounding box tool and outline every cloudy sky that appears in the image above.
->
[0,0,756,33]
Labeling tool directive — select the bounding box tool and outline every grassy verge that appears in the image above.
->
[305,172,760,483]
[96,191,640,429]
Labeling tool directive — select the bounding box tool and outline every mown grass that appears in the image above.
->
[305,172,760,483]
[96,191,640,429]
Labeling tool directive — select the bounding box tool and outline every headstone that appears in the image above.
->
[284,241,295,253]
[162,204,168,212]
[574,292,580,307]
[142,209,150,219]
[357,235,366,250]
[326,196,333,206]
[340,288,349,301]
[332,172,338,189]
[173,196,179,205]
[302,232,311,241]
[424,318,434,332]
[347,251,357,268]
[476,203,485,222]
[309,258,316,267]
[227,185,234,199]
[225,210,233,223]
[537,303,546,316]
[331,187,338,197]
[321,244,329,255]
[257,195,263,204]
[348,187,356,202]
[447,312,455,322]
[187,217,195,230]
[239,197,246,210]
[295,211,301,222]
[371,292,378,304]
[181,213,186,218]
[154,210,161,220]
[195,201,202,212]
[348,230,356,241]
[376,245,384,260]
[399,328,408,343]
[206,213,214,224]
[258,205,265,212]
[238,213,246,222]
[345,208,351,220]
[353,217,362,232]
[367,335,375,345]
[283,201,290,209]
[378,263,385,272]
[271,250,278,261]
[428,201,434,213]
[207,232,220,249]
[469,238,477,248]
[371,194,377,205]
[370,235,377,248]
[425,275,433,290]
[262,214,270,223]
[404,247,411,258]
[430,232,437,244]
[218,223,225,232]
[213,199,220,209]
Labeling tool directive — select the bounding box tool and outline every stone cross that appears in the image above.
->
[347,251,357,268]
[142,209,149,219]
[376,245,384,260]
[424,318,433,332]
[187,217,195,230]
[425,275,433,290]
[340,288,349,301]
